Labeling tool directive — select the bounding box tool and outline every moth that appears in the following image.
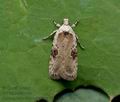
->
[43,19,84,81]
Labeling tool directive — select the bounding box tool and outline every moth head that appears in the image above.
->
[63,18,69,25]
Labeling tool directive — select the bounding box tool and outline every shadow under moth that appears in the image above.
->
[43,19,84,81]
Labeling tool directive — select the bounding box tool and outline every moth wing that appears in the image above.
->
[49,31,78,80]
[60,48,78,80]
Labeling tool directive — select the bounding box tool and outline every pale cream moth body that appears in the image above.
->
[43,19,84,81]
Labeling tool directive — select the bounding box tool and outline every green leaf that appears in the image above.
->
[0,0,120,102]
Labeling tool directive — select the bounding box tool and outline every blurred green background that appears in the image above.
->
[0,0,120,102]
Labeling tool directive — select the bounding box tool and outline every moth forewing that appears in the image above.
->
[43,19,83,81]
[48,20,78,81]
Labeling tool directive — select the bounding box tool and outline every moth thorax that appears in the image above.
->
[63,18,69,25]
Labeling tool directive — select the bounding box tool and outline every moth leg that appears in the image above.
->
[53,20,61,27]
[42,30,57,40]
[71,20,80,28]
[76,35,85,50]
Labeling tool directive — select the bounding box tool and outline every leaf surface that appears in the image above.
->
[0,0,120,102]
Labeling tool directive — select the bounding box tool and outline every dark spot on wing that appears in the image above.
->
[71,49,77,60]
[51,48,58,58]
